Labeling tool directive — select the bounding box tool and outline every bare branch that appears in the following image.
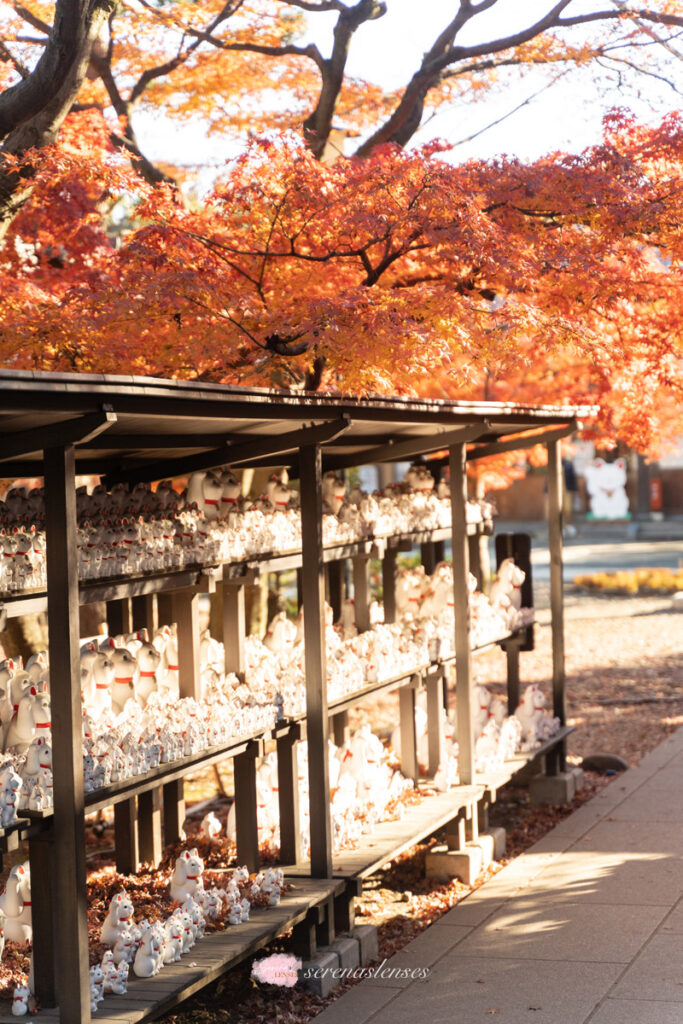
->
[303,0,387,157]
[11,3,51,35]
[0,40,30,79]
[355,0,574,155]
[279,0,346,10]
[440,68,574,148]
[556,7,683,30]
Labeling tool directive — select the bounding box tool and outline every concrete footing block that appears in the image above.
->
[529,769,576,805]
[328,935,361,970]
[571,766,585,792]
[353,924,379,965]
[426,844,483,886]
[426,827,506,885]
[299,951,340,997]
[478,825,506,861]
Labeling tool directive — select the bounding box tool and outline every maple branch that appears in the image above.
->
[186,297,268,350]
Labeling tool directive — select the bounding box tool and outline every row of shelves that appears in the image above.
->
[0,521,491,618]
[5,626,530,840]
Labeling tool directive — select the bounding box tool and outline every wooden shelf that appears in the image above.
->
[0,876,345,1024]
[284,785,484,881]
[481,726,575,798]
[18,729,277,824]
[327,665,429,717]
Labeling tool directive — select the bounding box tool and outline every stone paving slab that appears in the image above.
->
[310,983,398,1024]
[590,999,683,1024]
[519,823,683,906]
[451,900,666,963]
[310,727,683,1024]
[609,932,683,1002]
[365,957,624,1024]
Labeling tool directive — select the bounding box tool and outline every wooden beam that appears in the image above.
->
[0,407,117,462]
[398,685,419,782]
[547,441,566,736]
[114,798,139,874]
[80,432,243,450]
[326,423,490,470]
[450,442,475,787]
[234,743,260,872]
[277,726,302,865]
[382,549,397,624]
[299,443,332,878]
[467,423,576,462]
[43,444,91,1022]
[104,416,351,486]
[138,787,163,867]
[172,591,201,700]
[163,779,186,846]
[426,670,445,777]
[29,826,56,1007]
[222,582,246,681]
[352,556,371,633]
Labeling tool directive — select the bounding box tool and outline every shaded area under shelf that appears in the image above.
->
[0,876,344,1024]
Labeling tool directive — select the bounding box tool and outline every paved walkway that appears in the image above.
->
[313,726,683,1024]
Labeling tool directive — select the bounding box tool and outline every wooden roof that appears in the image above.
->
[0,369,593,481]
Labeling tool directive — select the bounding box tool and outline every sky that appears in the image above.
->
[140,0,682,172]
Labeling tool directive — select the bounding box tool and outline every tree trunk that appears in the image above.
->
[0,0,117,239]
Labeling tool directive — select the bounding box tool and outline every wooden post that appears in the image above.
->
[426,669,445,776]
[421,540,437,575]
[495,532,534,650]
[547,441,566,732]
[352,556,370,632]
[163,779,186,845]
[222,582,246,680]
[327,560,344,622]
[468,533,482,589]
[450,442,475,786]
[382,549,397,623]
[277,727,302,865]
[299,443,332,878]
[157,592,174,630]
[44,444,91,1023]
[505,642,521,714]
[398,684,419,782]
[234,743,260,872]
[331,710,350,748]
[106,597,132,636]
[115,799,139,874]
[131,594,157,633]
[172,590,201,699]
[138,788,163,866]
[29,825,56,1006]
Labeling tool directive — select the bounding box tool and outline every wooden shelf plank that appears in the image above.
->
[284,785,484,881]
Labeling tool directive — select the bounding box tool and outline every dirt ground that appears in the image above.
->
[154,588,683,1024]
